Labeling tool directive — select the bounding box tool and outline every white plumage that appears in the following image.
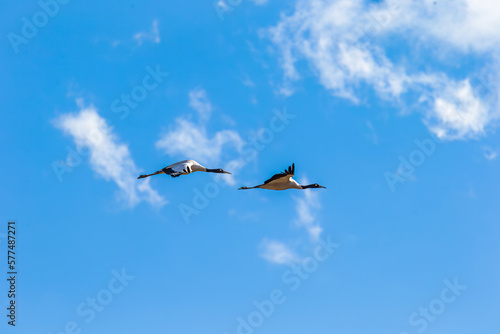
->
[161,160,205,176]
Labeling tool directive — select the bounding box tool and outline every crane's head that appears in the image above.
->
[207,168,231,174]
[302,183,326,189]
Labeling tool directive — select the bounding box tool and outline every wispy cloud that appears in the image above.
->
[425,79,491,140]
[241,76,256,88]
[365,120,379,145]
[134,19,160,45]
[266,0,500,140]
[260,177,324,265]
[54,101,166,208]
[394,0,500,53]
[215,0,231,12]
[259,239,301,265]
[483,147,498,161]
[156,88,245,184]
[156,119,244,164]
[188,88,213,121]
[250,0,269,5]
[294,177,323,241]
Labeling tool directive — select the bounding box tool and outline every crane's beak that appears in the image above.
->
[319,185,326,189]
[223,171,232,175]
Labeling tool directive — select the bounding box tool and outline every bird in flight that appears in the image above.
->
[238,163,326,191]
[138,160,231,179]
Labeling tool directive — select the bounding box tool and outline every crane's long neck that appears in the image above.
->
[205,168,219,173]
[301,184,316,189]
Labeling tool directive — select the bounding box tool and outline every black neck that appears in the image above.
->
[301,184,316,189]
[206,168,220,173]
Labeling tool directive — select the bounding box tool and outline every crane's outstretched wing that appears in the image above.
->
[138,160,201,179]
[162,160,193,177]
[161,167,182,177]
[263,163,295,184]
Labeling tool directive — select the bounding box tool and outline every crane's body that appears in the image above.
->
[239,164,325,191]
[138,160,230,179]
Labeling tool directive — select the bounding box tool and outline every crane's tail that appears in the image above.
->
[238,186,259,190]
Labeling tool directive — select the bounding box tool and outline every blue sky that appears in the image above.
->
[1,0,500,333]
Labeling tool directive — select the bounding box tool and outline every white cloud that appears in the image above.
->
[266,0,500,140]
[259,239,301,265]
[215,0,231,12]
[483,147,498,161]
[392,0,500,53]
[241,76,255,88]
[250,0,269,5]
[426,79,490,140]
[134,19,160,45]
[260,177,324,266]
[267,0,407,101]
[156,118,244,165]
[54,102,166,208]
[217,0,268,10]
[156,89,246,185]
[294,178,323,241]
[188,88,213,121]
[365,120,379,145]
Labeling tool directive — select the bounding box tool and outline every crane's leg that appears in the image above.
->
[238,185,261,190]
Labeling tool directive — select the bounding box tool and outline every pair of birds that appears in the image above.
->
[137,160,326,191]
